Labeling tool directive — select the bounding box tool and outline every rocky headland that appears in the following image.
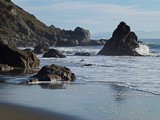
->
[0,0,104,47]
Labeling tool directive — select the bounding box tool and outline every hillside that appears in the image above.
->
[0,0,91,47]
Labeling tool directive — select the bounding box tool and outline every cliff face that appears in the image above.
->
[0,0,91,47]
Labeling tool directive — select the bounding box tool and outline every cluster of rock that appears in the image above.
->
[98,22,141,56]
[0,0,105,47]
[0,41,75,84]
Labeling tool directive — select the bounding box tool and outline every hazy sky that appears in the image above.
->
[12,0,160,35]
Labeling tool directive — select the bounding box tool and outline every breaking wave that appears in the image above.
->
[135,44,150,55]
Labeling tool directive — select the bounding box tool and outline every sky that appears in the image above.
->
[12,0,160,38]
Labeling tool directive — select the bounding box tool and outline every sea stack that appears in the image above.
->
[98,22,141,56]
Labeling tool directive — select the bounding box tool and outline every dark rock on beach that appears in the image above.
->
[43,49,66,58]
[27,64,76,84]
[98,22,141,56]
[0,41,40,68]
[74,52,92,56]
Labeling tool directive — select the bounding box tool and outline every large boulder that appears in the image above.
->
[27,64,76,84]
[0,41,40,68]
[42,49,66,58]
[98,22,141,56]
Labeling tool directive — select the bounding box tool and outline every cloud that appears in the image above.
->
[12,0,160,33]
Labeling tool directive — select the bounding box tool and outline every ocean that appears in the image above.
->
[0,39,160,120]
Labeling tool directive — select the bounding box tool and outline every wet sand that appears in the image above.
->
[1,82,160,120]
[0,102,84,120]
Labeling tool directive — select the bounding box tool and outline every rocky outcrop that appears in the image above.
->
[0,41,40,68]
[26,64,76,84]
[74,27,90,45]
[0,0,91,47]
[56,27,90,46]
[33,44,49,54]
[98,22,141,56]
[43,49,66,58]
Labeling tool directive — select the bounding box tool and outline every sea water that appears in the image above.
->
[0,39,160,120]
[50,39,160,95]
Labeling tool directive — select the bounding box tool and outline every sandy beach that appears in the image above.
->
[0,82,160,120]
[0,101,85,120]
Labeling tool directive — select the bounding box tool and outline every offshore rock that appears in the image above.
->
[0,41,40,68]
[33,44,49,54]
[74,52,92,56]
[88,39,106,46]
[98,22,141,56]
[43,49,66,58]
[27,64,76,84]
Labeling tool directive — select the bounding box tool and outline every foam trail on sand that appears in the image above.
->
[135,44,150,55]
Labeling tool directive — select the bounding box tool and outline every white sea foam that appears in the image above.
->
[135,44,150,55]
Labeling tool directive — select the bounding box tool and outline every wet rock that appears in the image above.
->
[98,22,141,56]
[43,49,66,58]
[82,64,93,67]
[0,64,14,72]
[33,44,49,54]
[27,64,76,84]
[0,41,40,68]
[74,52,92,56]
[23,48,32,52]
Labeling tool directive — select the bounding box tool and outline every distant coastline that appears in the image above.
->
[91,31,160,40]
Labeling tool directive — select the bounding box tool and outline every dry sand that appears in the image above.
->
[0,102,84,120]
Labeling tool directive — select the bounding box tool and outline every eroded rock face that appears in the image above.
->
[27,64,76,84]
[0,41,40,68]
[98,22,141,56]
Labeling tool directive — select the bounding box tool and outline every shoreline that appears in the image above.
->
[1,81,160,120]
[0,101,85,120]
